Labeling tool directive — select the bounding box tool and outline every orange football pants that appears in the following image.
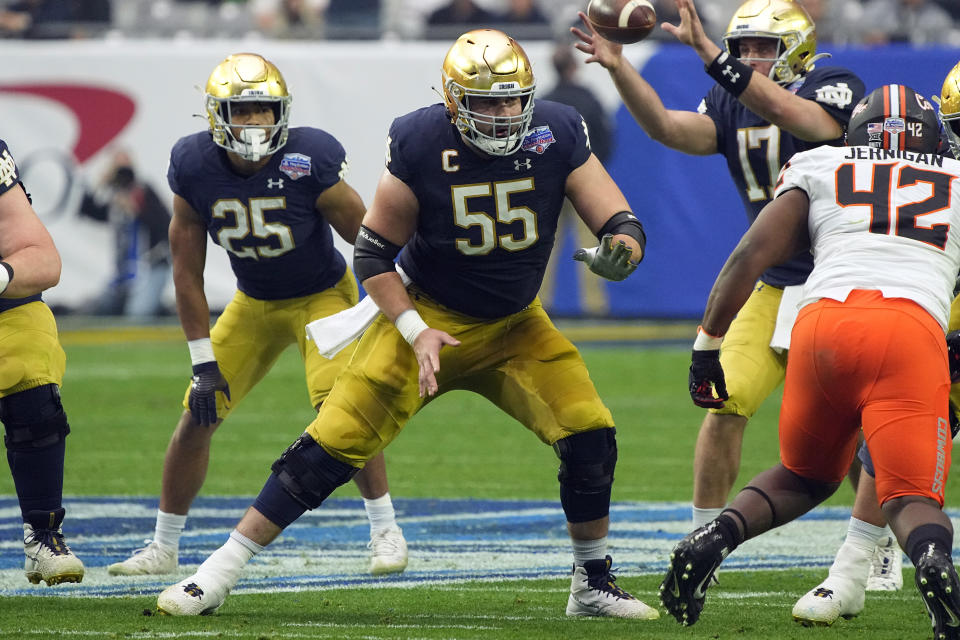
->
[779,290,951,506]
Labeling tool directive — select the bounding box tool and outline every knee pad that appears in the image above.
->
[270,433,359,510]
[1,384,70,451]
[554,427,617,522]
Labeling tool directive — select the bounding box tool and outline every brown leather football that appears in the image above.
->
[587,0,657,45]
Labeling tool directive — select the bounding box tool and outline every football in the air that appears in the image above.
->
[586,0,657,45]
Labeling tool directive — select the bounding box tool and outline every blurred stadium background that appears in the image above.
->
[1,0,959,319]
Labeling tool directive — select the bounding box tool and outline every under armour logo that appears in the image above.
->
[267,178,285,189]
[514,158,531,171]
[722,65,740,83]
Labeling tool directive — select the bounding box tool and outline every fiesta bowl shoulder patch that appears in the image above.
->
[280,153,311,180]
[522,126,556,154]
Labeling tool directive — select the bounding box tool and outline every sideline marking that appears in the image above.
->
[3,497,954,598]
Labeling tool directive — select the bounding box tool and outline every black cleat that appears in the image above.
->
[659,521,730,626]
[915,544,960,640]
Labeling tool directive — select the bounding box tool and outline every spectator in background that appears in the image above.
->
[858,0,952,45]
[78,150,172,317]
[498,0,549,26]
[426,0,496,26]
[796,0,864,45]
[251,0,325,39]
[0,0,78,38]
[539,43,615,315]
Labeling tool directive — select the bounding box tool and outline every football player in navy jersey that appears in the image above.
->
[157,30,656,619]
[573,0,899,619]
[0,139,84,586]
[108,53,408,578]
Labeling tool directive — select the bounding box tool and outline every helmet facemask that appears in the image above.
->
[206,94,291,162]
[204,53,292,162]
[444,77,535,156]
[441,29,537,157]
[723,0,820,86]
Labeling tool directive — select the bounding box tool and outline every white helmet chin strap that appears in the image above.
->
[234,128,268,161]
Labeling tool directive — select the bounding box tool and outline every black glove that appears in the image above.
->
[188,361,230,427]
[947,330,960,383]
[689,349,728,409]
[950,400,960,440]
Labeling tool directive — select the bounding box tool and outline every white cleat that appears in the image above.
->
[368,525,408,575]
[865,535,903,591]
[108,540,178,576]
[23,510,84,586]
[157,575,228,616]
[566,556,659,620]
[792,576,865,626]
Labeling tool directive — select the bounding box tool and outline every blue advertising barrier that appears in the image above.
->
[548,44,960,318]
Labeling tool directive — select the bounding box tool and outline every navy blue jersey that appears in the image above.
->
[391,101,591,318]
[0,139,42,313]
[168,127,348,300]
[701,66,865,286]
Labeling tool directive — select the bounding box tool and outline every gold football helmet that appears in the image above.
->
[441,29,536,156]
[205,53,292,161]
[939,61,960,158]
[723,0,821,85]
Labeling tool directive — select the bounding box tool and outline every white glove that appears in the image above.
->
[573,234,637,281]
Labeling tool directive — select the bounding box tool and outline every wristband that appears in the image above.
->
[693,325,724,351]
[187,337,215,365]
[395,309,429,346]
[0,261,11,295]
[706,51,752,97]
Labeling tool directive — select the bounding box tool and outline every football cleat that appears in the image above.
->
[157,575,228,616]
[23,508,84,586]
[659,521,730,626]
[368,525,408,576]
[108,540,178,576]
[566,555,659,619]
[915,544,960,640]
[792,576,865,625]
[866,534,903,591]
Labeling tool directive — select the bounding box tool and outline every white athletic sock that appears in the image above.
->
[194,529,262,590]
[827,517,881,583]
[363,492,397,534]
[571,536,608,567]
[154,510,187,550]
[692,506,724,529]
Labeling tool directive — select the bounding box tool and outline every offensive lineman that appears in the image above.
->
[155,29,655,619]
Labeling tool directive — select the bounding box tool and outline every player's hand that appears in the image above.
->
[411,328,460,398]
[188,361,230,426]
[663,0,711,53]
[689,349,728,408]
[571,11,623,71]
[573,234,638,281]
[948,330,960,382]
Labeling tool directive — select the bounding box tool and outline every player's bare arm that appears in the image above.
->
[359,170,459,398]
[566,154,642,261]
[573,11,717,154]
[169,194,211,341]
[314,178,366,245]
[664,0,841,142]
[0,184,60,297]
[701,187,810,336]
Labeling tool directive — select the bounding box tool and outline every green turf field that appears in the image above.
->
[0,326,955,639]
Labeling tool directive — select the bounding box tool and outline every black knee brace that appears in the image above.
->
[270,434,359,510]
[554,427,617,523]
[1,384,70,451]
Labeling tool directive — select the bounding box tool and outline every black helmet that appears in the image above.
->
[846,84,940,153]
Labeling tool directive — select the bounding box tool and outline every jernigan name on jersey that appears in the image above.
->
[775,145,960,329]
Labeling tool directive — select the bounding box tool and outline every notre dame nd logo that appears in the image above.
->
[0,150,18,189]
